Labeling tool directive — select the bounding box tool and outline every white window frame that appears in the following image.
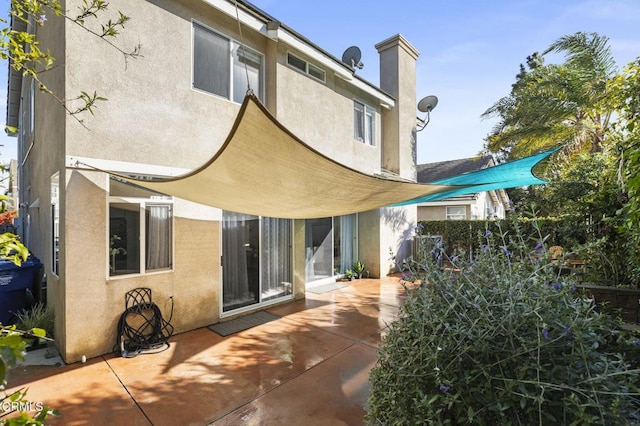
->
[29,78,35,135]
[192,20,264,102]
[108,180,174,278]
[354,100,375,146]
[286,52,326,83]
[446,206,467,220]
[50,173,59,277]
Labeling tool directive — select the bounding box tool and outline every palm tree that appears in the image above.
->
[482,32,618,161]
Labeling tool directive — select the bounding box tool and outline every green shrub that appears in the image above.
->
[1,325,58,424]
[15,303,54,339]
[368,221,640,425]
[353,261,366,277]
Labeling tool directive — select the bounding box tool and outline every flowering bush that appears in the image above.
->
[0,210,16,226]
[368,220,640,425]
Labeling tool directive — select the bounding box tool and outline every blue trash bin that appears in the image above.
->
[0,256,44,325]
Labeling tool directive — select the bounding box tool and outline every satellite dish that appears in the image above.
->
[342,46,364,71]
[416,95,439,132]
[417,95,439,113]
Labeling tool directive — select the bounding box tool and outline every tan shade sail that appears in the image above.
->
[120,94,463,219]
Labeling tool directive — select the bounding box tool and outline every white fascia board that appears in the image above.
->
[417,200,473,207]
[202,0,395,109]
[66,156,191,177]
[202,0,266,34]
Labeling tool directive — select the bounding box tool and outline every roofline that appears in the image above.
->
[206,0,395,109]
[5,15,27,137]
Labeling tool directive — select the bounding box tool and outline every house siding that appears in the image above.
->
[13,0,422,362]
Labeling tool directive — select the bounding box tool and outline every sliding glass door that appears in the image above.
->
[305,218,333,281]
[261,217,293,302]
[305,214,357,283]
[222,211,292,313]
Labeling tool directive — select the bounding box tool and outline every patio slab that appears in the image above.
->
[2,275,404,425]
[4,357,151,425]
[212,343,377,425]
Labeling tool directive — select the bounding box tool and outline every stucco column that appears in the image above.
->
[375,35,419,275]
[376,34,419,181]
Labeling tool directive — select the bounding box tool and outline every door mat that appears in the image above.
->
[207,311,281,337]
[306,283,347,294]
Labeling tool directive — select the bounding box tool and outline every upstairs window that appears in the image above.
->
[193,22,263,102]
[354,100,375,145]
[287,52,326,83]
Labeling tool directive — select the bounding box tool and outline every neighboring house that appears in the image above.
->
[416,156,510,221]
[6,0,424,362]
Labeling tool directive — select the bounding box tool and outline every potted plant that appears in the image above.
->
[352,261,365,279]
[344,269,356,281]
[109,234,127,273]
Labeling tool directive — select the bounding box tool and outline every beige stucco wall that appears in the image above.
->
[274,48,382,175]
[64,0,384,173]
[52,0,329,361]
[20,0,420,361]
[59,170,221,361]
[380,206,417,274]
[357,205,417,277]
[43,0,228,362]
[64,0,262,167]
[16,5,69,352]
[358,210,382,278]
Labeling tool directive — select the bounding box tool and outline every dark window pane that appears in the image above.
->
[193,24,230,98]
[109,204,141,276]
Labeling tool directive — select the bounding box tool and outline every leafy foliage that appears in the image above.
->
[0,233,29,267]
[482,32,618,166]
[419,206,637,287]
[418,216,589,260]
[352,261,366,277]
[0,196,28,266]
[1,326,58,424]
[613,60,640,272]
[14,303,55,339]
[479,32,640,287]
[0,0,140,124]
[368,221,640,425]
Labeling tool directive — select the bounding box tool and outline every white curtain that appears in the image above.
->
[222,211,250,306]
[261,218,292,297]
[305,247,314,282]
[339,214,356,274]
[233,44,262,103]
[146,205,172,270]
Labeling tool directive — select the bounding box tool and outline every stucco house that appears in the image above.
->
[5,0,427,362]
[416,156,510,221]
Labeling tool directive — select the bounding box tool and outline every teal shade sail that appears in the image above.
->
[395,148,558,205]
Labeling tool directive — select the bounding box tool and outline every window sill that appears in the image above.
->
[108,268,174,281]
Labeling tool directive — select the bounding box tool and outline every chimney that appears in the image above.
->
[375,34,419,180]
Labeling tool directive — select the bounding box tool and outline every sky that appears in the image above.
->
[248,0,640,164]
[1,0,639,168]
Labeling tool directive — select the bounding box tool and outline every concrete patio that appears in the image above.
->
[3,275,407,425]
